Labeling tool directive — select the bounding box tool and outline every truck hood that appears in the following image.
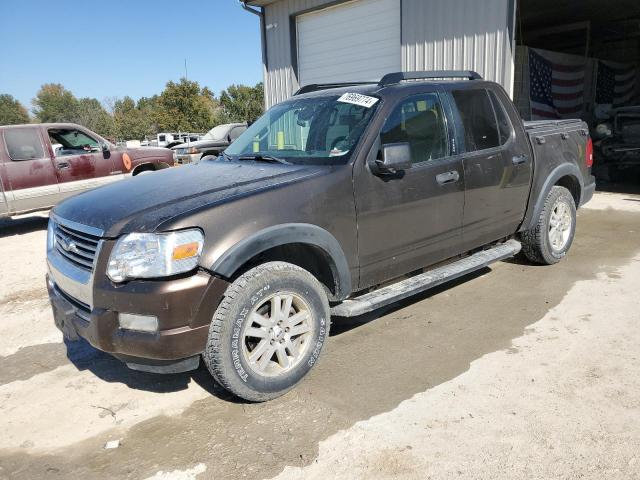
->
[172,139,227,150]
[52,161,325,237]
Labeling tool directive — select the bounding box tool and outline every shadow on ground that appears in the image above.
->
[0,214,49,238]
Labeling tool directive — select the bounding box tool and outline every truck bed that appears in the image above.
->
[518,117,592,231]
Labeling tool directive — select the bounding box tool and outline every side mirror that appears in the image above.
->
[375,143,412,174]
[100,142,109,152]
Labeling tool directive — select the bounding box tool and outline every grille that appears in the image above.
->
[54,222,101,271]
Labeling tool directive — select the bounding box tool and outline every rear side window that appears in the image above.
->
[4,128,45,161]
[488,90,513,145]
[380,93,449,164]
[452,89,503,152]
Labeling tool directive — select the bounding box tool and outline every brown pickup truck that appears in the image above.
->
[47,71,595,402]
[0,123,173,218]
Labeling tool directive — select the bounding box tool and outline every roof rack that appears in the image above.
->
[378,70,482,87]
[294,82,375,95]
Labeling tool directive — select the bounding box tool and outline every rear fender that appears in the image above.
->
[520,163,583,232]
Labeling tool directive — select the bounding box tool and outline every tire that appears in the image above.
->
[203,261,330,402]
[521,186,576,265]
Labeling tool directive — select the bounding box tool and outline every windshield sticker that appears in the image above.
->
[337,93,379,108]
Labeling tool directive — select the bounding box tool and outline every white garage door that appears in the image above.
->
[296,0,401,87]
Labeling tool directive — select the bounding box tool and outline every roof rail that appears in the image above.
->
[294,82,375,95]
[378,70,482,87]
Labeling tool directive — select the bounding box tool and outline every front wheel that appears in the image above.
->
[521,186,576,265]
[203,262,330,402]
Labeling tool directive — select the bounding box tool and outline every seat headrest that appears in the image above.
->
[405,110,438,139]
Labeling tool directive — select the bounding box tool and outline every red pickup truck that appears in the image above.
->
[0,123,173,219]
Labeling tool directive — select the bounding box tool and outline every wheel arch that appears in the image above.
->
[521,163,583,232]
[131,162,171,175]
[210,224,352,301]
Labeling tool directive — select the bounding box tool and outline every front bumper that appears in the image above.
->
[47,270,229,370]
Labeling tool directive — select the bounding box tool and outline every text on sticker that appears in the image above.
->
[337,93,379,108]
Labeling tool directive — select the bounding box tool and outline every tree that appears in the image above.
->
[0,94,30,125]
[76,97,114,137]
[113,96,154,141]
[154,78,217,132]
[219,83,264,124]
[32,83,79,123]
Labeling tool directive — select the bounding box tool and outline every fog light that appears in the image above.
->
[118,313,158,332]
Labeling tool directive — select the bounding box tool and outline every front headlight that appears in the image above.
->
[107,229,204,282]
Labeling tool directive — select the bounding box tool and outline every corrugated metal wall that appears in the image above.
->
[263,0,331,108]
[401,0,515,97]
[262,0,515,108]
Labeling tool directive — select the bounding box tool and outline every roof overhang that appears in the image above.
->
[244,1,277,6]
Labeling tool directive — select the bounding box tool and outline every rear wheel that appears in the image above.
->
[203,261,330,402]
[521,186,576,265]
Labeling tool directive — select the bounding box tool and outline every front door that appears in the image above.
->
[448,87,532,250]
[2,126,60,213]
[354,90,465,289]
[47,127,117,199]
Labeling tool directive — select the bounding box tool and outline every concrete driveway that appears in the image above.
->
[0,192,639,480]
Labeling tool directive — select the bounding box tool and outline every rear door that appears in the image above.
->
[354,88,465,288]
[448,86,532,251]
[47,127,117,198]
[2,126,60,213]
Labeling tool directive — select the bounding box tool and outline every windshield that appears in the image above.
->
[224,93,380,165]
[203,125,231,141]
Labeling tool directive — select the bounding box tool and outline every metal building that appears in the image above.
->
[243,0,516,108]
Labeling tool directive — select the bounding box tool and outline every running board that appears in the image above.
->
[331,239,521,317]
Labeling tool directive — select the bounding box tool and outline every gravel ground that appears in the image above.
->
[0,191,638,479]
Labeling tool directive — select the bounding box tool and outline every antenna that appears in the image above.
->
[184,58,188,80]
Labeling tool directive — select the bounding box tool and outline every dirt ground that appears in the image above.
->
[0,191,639,479]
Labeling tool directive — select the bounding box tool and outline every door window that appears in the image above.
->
[452,89,503,152]
[488,90,514,145]
[380,93,449,164]
[48,128,99,156]
[4,128,45,161]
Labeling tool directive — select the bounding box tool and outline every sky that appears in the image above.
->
[0,0,263,109]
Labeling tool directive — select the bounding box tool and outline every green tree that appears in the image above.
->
[32,83,79,123]
[0,94,30,125]
[113,96,154,141]
[76,97,115,137]
[154,78,217,132]
[219,83,264,124]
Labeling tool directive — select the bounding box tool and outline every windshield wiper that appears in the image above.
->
[238,154,290,165]
[218,151,232,161]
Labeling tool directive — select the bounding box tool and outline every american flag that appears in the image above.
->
[529,49,585,120]
[595,61,637,109]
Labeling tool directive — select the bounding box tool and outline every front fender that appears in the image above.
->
[210,223,352,300]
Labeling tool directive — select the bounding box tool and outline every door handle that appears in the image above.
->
[435,170,460,185]
[56,162,70,170]
[512,155,527,166]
